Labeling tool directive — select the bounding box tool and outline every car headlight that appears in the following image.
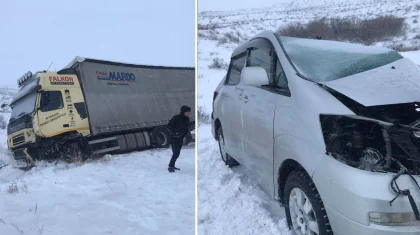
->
[369,212,419,226]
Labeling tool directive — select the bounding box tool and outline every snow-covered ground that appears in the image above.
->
[0,88,195,235]
[0,149,195,235]
[197,125,291,235]
[197,1,420,234]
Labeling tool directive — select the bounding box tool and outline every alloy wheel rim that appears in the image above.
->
[289,188,319,235]
[218,131,227,162]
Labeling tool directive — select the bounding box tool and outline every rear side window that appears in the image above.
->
[40,91,64,112]
[226,52,247,85]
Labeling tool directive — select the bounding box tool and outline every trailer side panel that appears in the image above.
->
[75,61,195,136]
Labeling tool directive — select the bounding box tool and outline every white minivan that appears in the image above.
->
[211,31,420,235]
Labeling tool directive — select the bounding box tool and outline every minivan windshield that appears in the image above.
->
[10,91,37,120]
[278,36,403,82]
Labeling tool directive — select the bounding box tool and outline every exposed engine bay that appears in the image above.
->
[321,114,420,174]
[321,87,420,218]
[321,86,420,175]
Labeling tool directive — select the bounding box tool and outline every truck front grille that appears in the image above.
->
[12,134,25,146]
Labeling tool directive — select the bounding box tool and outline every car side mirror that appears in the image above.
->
[241,67,269,87]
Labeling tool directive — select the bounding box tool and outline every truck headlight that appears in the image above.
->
[369,212,419,226]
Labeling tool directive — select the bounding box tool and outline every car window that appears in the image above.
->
[276,60,288,89]
[247,38,288,90]
[226,52,247,85]
[248,47,274,83]
[40,91,64,112]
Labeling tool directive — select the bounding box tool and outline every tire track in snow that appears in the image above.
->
[198,124,291,235]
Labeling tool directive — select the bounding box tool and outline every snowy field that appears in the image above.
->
[0,149,195,235]
[0,86,195,235]
[197,0,420,234]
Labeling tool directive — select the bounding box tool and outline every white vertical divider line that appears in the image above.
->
[194,0,199,233]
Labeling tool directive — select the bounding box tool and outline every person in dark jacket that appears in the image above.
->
[167,105,191,172]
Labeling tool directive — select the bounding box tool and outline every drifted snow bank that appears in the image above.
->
[0,148,195,235]
[197,125,291,235]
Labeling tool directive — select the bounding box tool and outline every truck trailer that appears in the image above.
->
[7,57,195,167]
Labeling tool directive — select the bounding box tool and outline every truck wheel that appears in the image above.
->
[284,170,333,235]
[216,126,239,167]
[62,142,87,164]
[152,126,172,148]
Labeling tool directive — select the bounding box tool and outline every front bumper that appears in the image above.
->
[313,155,420,234]
[9,147,34,168]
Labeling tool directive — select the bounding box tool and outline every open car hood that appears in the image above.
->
[319,58,420,107]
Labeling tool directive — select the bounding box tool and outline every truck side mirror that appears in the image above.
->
[241,67,269,87]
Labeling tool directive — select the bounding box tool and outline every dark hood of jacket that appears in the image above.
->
[168,105,191,139]
[180,105,191,115]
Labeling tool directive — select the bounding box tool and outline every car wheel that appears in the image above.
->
[217,126,239,167]
[284,170,333,235]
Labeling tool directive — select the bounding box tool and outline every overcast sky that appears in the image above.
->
[0,0,195,88]
[199,0,280,11]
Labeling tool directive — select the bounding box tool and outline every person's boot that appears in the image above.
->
[168,167,175,173]
[173,166,180,171]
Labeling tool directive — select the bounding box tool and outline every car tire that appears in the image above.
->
[217,125,239,167]
[152,126,172,148]
[284,170,333,235]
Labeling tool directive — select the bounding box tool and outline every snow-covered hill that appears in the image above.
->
[0,89,195,235]
[198,1,420,234]
[199,0,420,41]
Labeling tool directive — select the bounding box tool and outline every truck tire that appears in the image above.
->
[152,126,172,148]
[284,170,333,235]
[62,142,87,164]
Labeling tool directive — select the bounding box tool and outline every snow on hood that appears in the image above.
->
[320,58,420,107]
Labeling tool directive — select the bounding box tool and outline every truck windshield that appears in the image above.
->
[278,36,403,82]
[10,91,37,120]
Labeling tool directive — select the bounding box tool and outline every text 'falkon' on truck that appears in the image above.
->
[7,57,195,168]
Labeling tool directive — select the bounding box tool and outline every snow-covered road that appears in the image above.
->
[0,147,195,235]
[197,124,291,235]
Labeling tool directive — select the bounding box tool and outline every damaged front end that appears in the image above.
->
[320,90,420,221]
[320,114,420,174]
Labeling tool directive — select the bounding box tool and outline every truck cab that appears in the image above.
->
[8,71,90,167]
